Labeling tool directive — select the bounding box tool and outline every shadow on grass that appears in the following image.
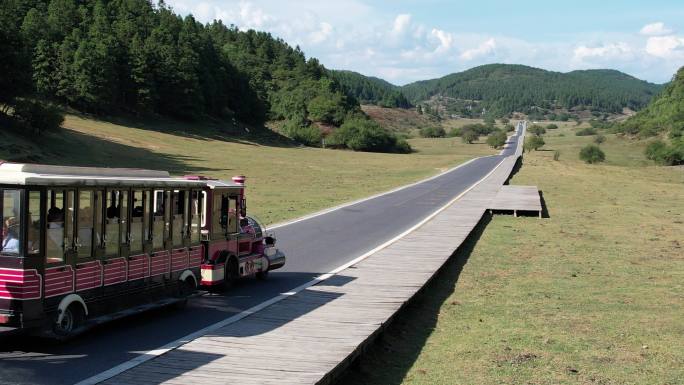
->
[81,112,297,148]
[539,190,550,218]
[1,127,221,175]
[504,155,523,185]
[337,215,492,385]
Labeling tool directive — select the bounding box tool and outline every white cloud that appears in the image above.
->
[640,22,673,36]
[460,38,496,60]
[645,35,684,58]
[573,42,633,61]
[309,22,333,44]
[430,28,455,53]
[391,14,412,35]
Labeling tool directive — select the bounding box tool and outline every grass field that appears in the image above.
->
[0,113,496,225]
[341,124,684,384]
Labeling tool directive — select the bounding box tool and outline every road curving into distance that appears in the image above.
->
[0,128,521,385]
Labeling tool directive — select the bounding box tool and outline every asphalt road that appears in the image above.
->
[0,129,520,385]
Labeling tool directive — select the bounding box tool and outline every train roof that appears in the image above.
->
[0,163,239,188]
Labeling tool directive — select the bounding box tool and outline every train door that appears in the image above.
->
[150,189,171,283]
[73,189,103,298]
[127,190,149,284]
[102,189,128,292]
[170,190,188,275]
[188,190,203,268]
[43,189,76,302]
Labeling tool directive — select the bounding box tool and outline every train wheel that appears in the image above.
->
[223,258,239,289]
[53,304,84,337]
[175,278,196,309]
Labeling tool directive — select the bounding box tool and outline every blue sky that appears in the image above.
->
[166,0,684,85]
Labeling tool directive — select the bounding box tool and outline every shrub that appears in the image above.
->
[645,139,684,165]
[594,134,606,144]
[419,126,446,138]
[12,99,64,135]
[529,124,546,136]
[461,129,479,144]
[447,127,461,137]
[576,127,597,136]
[546,124,558,130]
[486,130,507,149]
[328,118,411,153]
[579,144,605,164]
[282,119,322,146]
[500,117,510,124]
[307,95,346,126]
[504,123,515,132]
[462,123,494,136]
[483,116,496,125]
[394,138,413,154]
[524,136,545,152]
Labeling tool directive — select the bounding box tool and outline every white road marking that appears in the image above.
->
[77,139,519,385]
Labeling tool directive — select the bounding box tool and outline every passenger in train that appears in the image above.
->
[47,204,64,222]
[1,217,20,253]
[132,198,144,217]
[107,191,120,219]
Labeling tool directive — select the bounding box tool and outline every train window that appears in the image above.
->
[46,190,65,263]
[152,190,166,249]
[105,190,120,256]
[27,191,41,255]
[94,190,103,252]
[201,191,207,228]
[172,190,185,247]
[77,191,94,259]
[1,189,23,255]
[212,192,228,233]
[130,190,144,253]
[120,190,128,245]
[228,196,239,234]
[190,190,202,243]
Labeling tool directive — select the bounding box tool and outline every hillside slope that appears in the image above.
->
[361,105,436,135]
[620,66,684,138]
[401,64,663,115]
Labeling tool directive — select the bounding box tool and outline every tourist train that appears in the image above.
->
[0,162,285,337]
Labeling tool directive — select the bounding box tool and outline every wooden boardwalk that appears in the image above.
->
[490,185,542,217]
[99,128,527,385]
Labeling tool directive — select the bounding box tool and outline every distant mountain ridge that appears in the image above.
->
[336,64,664,116]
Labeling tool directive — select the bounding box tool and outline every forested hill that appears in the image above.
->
[330,70,411,108]
[400,64,663,115]
[620,66,684,138]
[1,0,359,125]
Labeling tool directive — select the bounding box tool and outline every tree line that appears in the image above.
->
[619,66,684,165]
[399,64,663,117]
[330,70,411,108]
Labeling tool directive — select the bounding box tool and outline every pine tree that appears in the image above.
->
[128,33,155,112]
[33,39,58,97]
